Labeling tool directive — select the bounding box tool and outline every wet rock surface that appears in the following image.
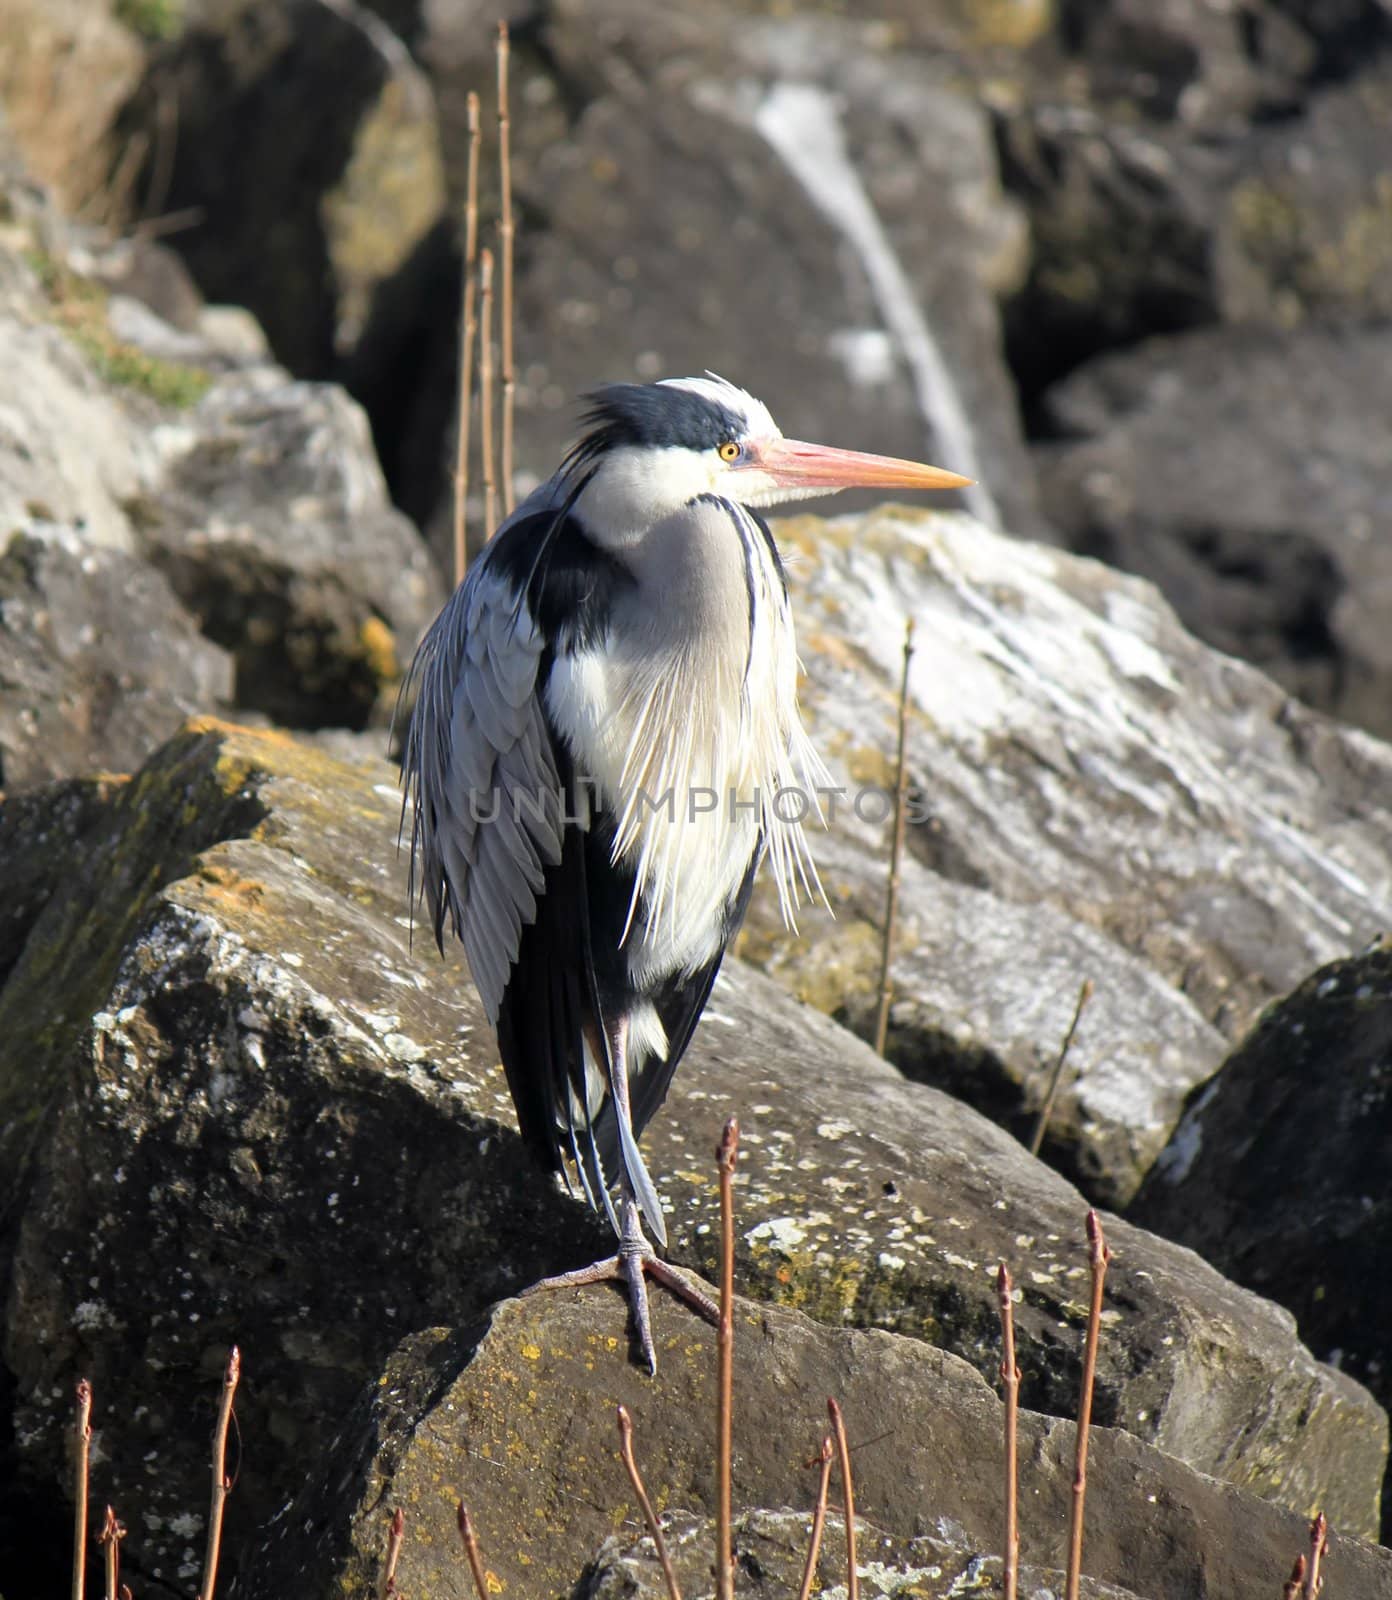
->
[241,1293,1392,1600]
[0,720,1383,1595]
[1133,939,1392,1540]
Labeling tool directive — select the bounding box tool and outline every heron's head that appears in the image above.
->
[566,375,970,545]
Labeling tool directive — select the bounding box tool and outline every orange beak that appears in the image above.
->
[747,437,973,493]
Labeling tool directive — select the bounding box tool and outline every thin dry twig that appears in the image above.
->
[453,91,483,587]
[199,1345,241,1600]
[457,1503,490,1600]
[1283,1555,1307,1599]
[1030,978,1095,1158]
[715,1117,740,1600]
[1065,1213,1112,1600]
[73,1378,92,1600]
[873,617,916,1056]
[97,1505,125,1600]
[828,1398,859,1600]
[1305,1512,1328,1598]
[796,1435,835,1600]
[496,20,516,518]
[380,1506,406,1599]
[997,1265,1020,1600]
[617,1405,682,1600]
[479,246,499,539]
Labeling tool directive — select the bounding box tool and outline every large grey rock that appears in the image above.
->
[0,719,1382,1593]
[0,523,234,787]
[1037,323,1392,741]
[993,0,1390,403]
[114,0,446,375]
[351,0,1046,567]
[1132,939,1392,1538]
[137,369,445,729]
[744,508,1392,1203]
[240,1294,1392,1600]
[0,190,443,771]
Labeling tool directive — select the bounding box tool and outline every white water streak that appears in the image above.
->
[754,82,1001,530]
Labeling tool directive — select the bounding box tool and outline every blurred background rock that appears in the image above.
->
[4,0,1390,735]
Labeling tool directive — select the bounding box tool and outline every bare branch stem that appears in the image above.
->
[72,1379,92,1600]
[1065,1214,1111,1600]
[715,1118,739,1600]
[617,1405,682,1600]
[796,1436,835,1600]
[1030,978,1095,1158]
[496,21,516,517]
[379,1507,405,1599]
[479,247,498,539]
[828,1398,859,1600]
[874,617,915,1056]
[457,1503,490,1600]
[997,1265,1020,1600]
[199,1346,240,1600]
[452,91,482,586]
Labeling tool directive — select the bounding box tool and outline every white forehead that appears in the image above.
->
[659,374,781,440]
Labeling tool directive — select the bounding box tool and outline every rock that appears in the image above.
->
[0,523,234,788]
[1132,939,1392,1538]
[1036,323,1392,741]
[134,369,446,729]
[114,0,446,376]
[0,251,160,552]
[0,718,1382,1592]
[240,1294,1392,1600]
[993,1,1390,404]
[0,773,124,987]
[351,0,1047,568]
[0,0,147,215]
[742,508,1392,1204]
[1214,61,1392,328]
[585,1511,1141,1599]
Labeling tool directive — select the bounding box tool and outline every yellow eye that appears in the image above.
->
[717,440,740,463]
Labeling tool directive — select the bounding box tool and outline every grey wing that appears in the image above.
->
[400,563,565,1021]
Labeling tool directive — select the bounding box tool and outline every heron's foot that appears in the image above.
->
[523,1207,717,1374]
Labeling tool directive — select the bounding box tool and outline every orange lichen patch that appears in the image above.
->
[358,615,399,683]
[192,861,267,909]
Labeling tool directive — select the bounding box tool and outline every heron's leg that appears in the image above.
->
[522,1015,718,1374]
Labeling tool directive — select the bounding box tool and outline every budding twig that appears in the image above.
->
[452,91,482,586]
[874,617,915,1056]
[1304,1512,1327,1598]
[1030,978,1094,1158]
[199,1345,240,1600]
[1065,1214,1111,1600]
[72,1379,92,1600]
[617,1405,682,1600]
[97,1506,125,1600]
[379,1506,406,1599]
[828,1398,859,1600]
[997,1264,1020,1600]
[715,1118,739,1600]
[796,1436,835,1600]
[457,1503,490,1600]
[1283,1554,1307,1599]
[496,21,516,517]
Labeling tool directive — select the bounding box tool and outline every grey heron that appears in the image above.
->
[401,375,969,1372]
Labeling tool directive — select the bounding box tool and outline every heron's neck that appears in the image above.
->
[573,447,719,546]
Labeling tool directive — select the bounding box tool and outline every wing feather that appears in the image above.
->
[400,540,565,1025]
